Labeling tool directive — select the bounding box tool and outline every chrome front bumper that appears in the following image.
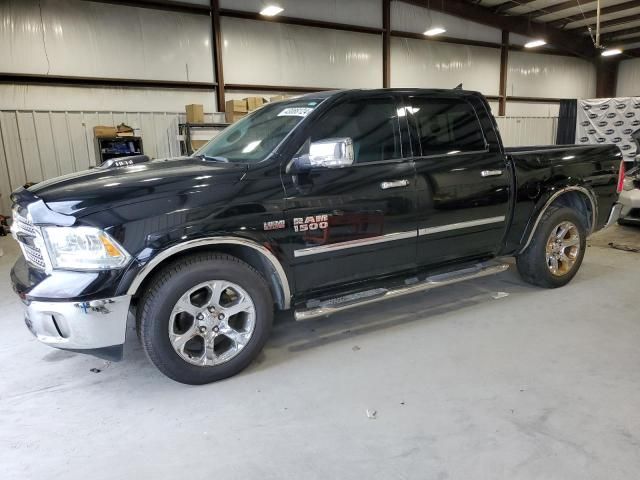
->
[22,295,131,359]
[606,202,623,228]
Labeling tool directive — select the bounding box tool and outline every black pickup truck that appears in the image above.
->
[10,88,623,384]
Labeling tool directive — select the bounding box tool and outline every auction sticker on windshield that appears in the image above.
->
[278,107,314,117]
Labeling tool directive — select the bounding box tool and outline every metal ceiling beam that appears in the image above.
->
[609,35,640,46]
[602,25,640,40]
[399,0,596,57]
[565,12,640,31]
[493,0,537,14]
[623,46,640,57]
[526,0,596,20]
[82,0,210,15]
[0,73,216,90]
[551,1,640,28]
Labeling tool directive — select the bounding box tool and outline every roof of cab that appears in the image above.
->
[296,87,484,100]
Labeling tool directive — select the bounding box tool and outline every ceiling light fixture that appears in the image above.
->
[423,27,446,37]
[524,39,546,48]
[601,48,622,57]
[260,5,283,16]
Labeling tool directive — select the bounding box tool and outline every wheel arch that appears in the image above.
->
[126,237,291,310]
[519,186,596,254]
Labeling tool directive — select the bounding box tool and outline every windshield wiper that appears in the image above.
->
[194,154,229,163]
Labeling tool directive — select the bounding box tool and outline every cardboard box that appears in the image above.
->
[244,96,265,111]
[191,140,209,150]
[225,99,248,114]
[185,104,204,123]
[225,111,247,123]
[269,95,289,102]
[116,123,135,137]
[93,126,118,137]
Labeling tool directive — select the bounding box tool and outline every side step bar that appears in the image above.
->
[294,261,509,321]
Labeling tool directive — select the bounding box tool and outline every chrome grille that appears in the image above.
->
[22,243,47,269]
[15,215,37,236]
[11,210,49,272]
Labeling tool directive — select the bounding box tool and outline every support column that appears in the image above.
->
[498,30,509,116]
[383,0,390,88]
[211,0,225,112]
[595,57,619,98]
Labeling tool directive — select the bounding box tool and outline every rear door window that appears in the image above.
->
[408,97,486,156]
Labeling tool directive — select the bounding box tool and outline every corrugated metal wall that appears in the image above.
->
[617,58,640,97]
[496,116,559,147]
[0,110,224,213]
[0,111,559,214]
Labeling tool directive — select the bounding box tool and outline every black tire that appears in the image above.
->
[516,206,587,288]
[138,252,273,385]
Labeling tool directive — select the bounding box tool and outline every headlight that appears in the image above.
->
[42,226,130,270]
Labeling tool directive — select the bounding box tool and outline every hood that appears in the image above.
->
[27,156,247,217]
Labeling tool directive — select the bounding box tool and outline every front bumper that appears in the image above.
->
[11,252,131,360]
[618,188,640,223]
[22,295,131,360]
[605,202,623,228]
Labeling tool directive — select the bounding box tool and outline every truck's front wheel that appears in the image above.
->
[516,206,587,288]
[138,253,273,384]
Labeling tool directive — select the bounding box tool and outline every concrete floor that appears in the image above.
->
[1,230,640,480]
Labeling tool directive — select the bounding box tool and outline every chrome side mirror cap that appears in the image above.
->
[292,137,354,171]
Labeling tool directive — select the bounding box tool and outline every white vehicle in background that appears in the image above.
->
[618,130,640,226]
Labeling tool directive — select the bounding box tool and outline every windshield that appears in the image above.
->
[195,98,324,163]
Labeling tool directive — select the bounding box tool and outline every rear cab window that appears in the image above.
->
[406,96,487,156]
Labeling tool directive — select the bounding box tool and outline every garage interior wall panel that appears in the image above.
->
[507,51,596,99]
[390,37,501,95]
[0,0,214,82]
[0,85,218,113]
[390,1,502,44]
[505,102,560,117]
[0,110,220,214]
[220,0,382,28]
[617,59,640,97]
[496,116,559,147]
[221,18,382,88]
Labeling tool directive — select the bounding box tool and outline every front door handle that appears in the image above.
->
[380,179,410,190]
[481,170,503,177]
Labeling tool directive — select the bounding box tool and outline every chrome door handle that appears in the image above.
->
[481,170,503,177]
[380,179,410,189]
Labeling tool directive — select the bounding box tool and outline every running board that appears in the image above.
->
[294,261,509,321]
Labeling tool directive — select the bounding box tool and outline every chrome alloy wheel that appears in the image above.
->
[545,221,581,277]
[168,281,256,366]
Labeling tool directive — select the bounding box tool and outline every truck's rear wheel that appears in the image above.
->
[516,206,587,288]
[138,253,273,384]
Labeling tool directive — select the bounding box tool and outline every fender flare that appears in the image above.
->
[126,237,291,309]
[519,185,597,254]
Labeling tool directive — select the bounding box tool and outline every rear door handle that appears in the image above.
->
[481,170,503,177]
[380,179,410,189]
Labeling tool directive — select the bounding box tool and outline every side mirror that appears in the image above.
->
[291,137,354,172]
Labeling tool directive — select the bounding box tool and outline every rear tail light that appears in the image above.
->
[617,160,625,193]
